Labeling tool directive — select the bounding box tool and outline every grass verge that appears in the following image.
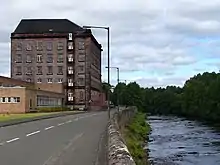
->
[123,112,151,165]
[0,113,62,122]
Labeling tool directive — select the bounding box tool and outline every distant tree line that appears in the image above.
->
[108,72,220,123]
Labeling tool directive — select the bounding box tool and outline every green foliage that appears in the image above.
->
[37,106,71,112]
[123,113,150,165]
[112,72,220,123]
[102,82,113,101]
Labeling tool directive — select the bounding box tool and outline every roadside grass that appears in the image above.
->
[0,113,61,122]
[123,112,151,165]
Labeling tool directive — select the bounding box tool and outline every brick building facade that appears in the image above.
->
[0,76,64,113]
[10,19,104,110]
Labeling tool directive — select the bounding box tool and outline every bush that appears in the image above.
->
[37,106,71,113]
[123,112,151,165]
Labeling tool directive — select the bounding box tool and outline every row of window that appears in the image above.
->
[15,65,84,75]
[37,96,62,107]
[0,97,20,103]
[67,91,84,101]
[36,78,63,83]
[26,77,85,85]
[15,53,78,64]
[16,41,85,51]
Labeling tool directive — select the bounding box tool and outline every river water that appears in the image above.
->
[147,116,220,165]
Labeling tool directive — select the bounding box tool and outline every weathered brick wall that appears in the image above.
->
[108,107,137,165]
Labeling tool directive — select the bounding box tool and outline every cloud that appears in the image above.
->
[0,0,220,87]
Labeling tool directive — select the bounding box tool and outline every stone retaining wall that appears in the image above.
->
[108,107,137,165]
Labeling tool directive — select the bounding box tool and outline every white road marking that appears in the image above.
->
[45,126,55,130]
[58,122,65,126]
[0,142,5,146]
[43,133,84,165]
[26,130,41,137]
[66,120,72,124]
[74,118,79,121]
[6,137,20,143]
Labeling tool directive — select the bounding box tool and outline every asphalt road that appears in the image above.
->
[0,111,109,165]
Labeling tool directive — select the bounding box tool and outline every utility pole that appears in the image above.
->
[116,67,120,113]
[83,25,110,118]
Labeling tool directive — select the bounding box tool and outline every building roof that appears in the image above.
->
[12,19,84,34]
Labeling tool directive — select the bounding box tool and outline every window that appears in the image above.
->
[37,54,43,63]
[78,42,85,50]
[69,33,73,40]
[16,66,22,75]
[68,42,73,50]
[78,55,85,62]
[68,93,73,97]
[57,54,63,63]
[68,92,73,101]
[17,97,20,102]
[47,54,53,63]
[57,42,64,50]
[68,54,74,62]
[47,42,53,50]
[37,66,43,75]
[58,78,63,83]
[78,78,84,86]
[47,66,53,75]
[26,54,32,63]
[36,42,43,51]
[11,97,19,103]
[79,91,84,101]
[0,97,20,103]
[68,66,74,74]
[15,54,22,63]
[11,97,16,103]
[68,78,73,86]
[57,66,63,75]
[47,78,53,83]
[16,43,22,51]
[78,65,84,73]
[37,78,42,83]
[26,66,32,75]
[26,43,32,51]
[26,78,31,82]
[78,50,85,55]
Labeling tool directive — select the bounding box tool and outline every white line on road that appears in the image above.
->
[58,122,65,126]
[26,130,41,137]
[45,126,55,130]
[66,120,72,124]
[43,133,84,165]
[0,142,5,146]
[6,138,20,143]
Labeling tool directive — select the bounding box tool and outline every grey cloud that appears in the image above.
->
[135,76,186,88]
[0,0,219,87]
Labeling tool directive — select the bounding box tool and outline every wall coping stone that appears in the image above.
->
[108,107,136,165]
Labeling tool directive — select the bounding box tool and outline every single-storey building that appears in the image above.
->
[0,76,65,113]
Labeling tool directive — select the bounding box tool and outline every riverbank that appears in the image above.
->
[122,112,151,165]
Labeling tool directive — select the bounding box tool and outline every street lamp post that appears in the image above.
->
[83,25,110,118]
[106,66,120,113]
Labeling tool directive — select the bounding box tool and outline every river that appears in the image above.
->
[147,116,220,165]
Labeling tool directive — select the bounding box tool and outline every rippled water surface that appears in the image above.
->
[148,116,220,165]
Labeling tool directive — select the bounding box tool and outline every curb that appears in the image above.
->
[0,111,87,128]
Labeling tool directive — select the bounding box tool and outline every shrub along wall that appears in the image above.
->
[122,112,151,165]
[36,106,71,113]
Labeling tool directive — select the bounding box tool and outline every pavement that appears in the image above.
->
[0,111,109,165]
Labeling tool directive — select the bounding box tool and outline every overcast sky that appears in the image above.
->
[1,0,220,87]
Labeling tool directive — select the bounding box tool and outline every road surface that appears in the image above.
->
[0,111,109,165]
